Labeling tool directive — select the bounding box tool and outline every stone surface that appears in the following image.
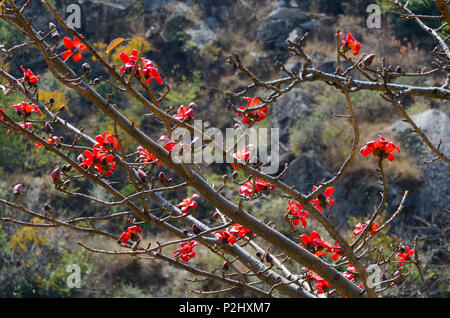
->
[388,109,450,216]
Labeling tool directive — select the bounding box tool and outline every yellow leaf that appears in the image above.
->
[0,0,5,14]
[106,37,127,54]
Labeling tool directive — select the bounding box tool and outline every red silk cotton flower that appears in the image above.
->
[340,33,361,56]
[231,144,255,169]
[62,36,88,62]
[158,135,177,152]
[173,241,199,263]
[20,66,40,85]
[95,131,120,152]
[173,103,197,121]
[137,146,161,165]
[286,200,309,228]
[310,186,335,213]
[177,194,200,214]
[11,101,40,116]
[118,225,142,244]
[396,246,414,266]
[214,231,236,246]
[353,221,379,236]
[237,97,268,125]
[34,136,61,150]
[81,147,116,176]
[239,178,275,196]
[227,224,251,238]
[119,49,163,85]
[360,135,400,161]
[0,106,5,120]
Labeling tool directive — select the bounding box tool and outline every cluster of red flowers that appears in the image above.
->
[299,231,342,261]
[118,225,142,244]
[62,36,88,62]
[78,131,118,176]
[286,200,309,228]
[353,221,379,236]
[360,135,400,161]
[177,194,200,214]
[237,97,268,125]
[173,241,199,263]
[214,223,252,246]
[239,178,275,196]
[340,33,361,56]
[310,185,335,213]
[119,49,163,85]
[396,246,415,266]
[95,131,120,152]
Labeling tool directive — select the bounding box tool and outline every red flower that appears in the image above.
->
[158,135,177,151]
[137,146,161,165]
[396,246,414,266]
[62,36,88,62]
[34,136,61,149]
[286,200,309,228]
[227,224,251,238]
[119,49,139,74]
[81,147,116,176]
[20,66,41,85]
[343,264,358,281]
[173,103,197,121]
[95,131,120,152]
[214,231,236,246]
[341,33,361,56]
[310,186,335,212]
[118,225,142,244]
[7,122,32,134]
[306,270,331,295]
[231,144,255,169]
[177,194,200,214]
[119,49,163,85]
[353,221,379,236]
[360,135,400,161]
[299,231,336,259]
[11,101,40,116]
[0,106,5,120]
[173,241,199,263]
[239,178,275,196]
[237,97,268,125]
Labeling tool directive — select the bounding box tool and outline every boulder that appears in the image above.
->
[388,109,450,216]
[270,88,314,143]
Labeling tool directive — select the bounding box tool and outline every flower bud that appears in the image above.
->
[264,252,272,263]
[16,108,23,116]
[222,262,229,271]
[44,122,53,134]
[138,169,148,182]
[59,136,65,144]
[62,179,71,190]
[51,30,60,43]
[212,211,220,219]
[395,66,402,73]
[58,105,65,113]
[77,154,85,164]
[192,224,201,235]
[82,63,91,76]
[12,184,22,197]
[61,164,72,173]
[167,178,173,184]
[51,168,61,184]
[49,22,57,31]
[363,54,376,66]
[43,203,51,211]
